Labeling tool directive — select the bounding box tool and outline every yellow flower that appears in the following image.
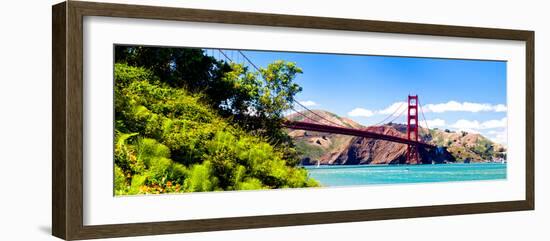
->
[139,186,148,193]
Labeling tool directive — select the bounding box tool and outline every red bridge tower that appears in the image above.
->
[406,95,420,164]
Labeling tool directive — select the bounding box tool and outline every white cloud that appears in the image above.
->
[419,118,446,128]
[348,102,405,121]
[480,118,507,129]
[424,101,507,113]
[347,100,507,128]
[378,101,407,116]
[367,101,506,119]
[299,100,318,107]
[493,104,507,112]
[450,117,507,130]
[450,119,481,130]
[348,108,375,118]
[486,129,508,145]
[447,118,508,145]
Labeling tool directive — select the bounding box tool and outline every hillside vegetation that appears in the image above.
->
[425,127,506,162]
[114,63,318,195]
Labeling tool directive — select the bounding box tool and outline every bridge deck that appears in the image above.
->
[283,121,435,148]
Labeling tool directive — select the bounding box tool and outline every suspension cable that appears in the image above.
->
[385,105,407,125]
[418,100,430,130]
[293,101,347,128]
[237,50,347,128]
[238,50,262,73]
[288,106,324,124]
[370,101,406,127]
[218,49,234,63]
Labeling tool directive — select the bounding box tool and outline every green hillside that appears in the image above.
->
[114,63,318,195]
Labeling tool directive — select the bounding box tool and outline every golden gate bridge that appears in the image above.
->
[212,49,436,164]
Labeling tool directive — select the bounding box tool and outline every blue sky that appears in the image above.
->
[206,48,508,145]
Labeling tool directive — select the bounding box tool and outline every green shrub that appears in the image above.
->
[237,178,264,190]
[114,165,128,195]
[183,161,218,192]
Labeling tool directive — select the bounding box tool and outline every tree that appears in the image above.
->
[116,46,305,165]
[220,61,303,136]
[216,61,304,165]
[115,46,234,108]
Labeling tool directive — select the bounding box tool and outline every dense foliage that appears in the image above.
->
[114,63,318,195]
[116,46,303,163]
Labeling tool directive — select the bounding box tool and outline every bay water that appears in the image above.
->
[305,163,506,186]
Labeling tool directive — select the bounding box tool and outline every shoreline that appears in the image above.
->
[301,162,507,168]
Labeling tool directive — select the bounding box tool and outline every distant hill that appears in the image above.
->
[285,110,507,165]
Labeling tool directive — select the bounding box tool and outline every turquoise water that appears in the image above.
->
[305,163,506,186]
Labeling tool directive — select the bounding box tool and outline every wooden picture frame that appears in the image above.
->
[52,1,534,240]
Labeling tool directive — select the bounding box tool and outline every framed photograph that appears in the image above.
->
[52,1,534,240]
